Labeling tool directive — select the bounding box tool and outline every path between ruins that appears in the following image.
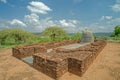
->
[0,42,120,80]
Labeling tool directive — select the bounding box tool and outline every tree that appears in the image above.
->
[114,25,120,36]
[43,26,68,41]
[111,25,120,37]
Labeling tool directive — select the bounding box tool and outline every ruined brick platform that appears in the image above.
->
[12,40,106,80]
[12,40,80,59]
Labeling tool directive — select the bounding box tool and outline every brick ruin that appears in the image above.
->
[12,40,80,59]
[33,40,106,79]
[12,40,106,80]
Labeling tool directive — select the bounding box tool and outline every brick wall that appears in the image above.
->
[12,40,80,59]
[32,40,107,79]
[12,40,106,80]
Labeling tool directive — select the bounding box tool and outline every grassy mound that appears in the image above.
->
[0,29,39,45]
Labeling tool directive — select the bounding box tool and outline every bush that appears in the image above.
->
[112,34,120,40]
[93,34,98,40]
[43,26,68,41]
[0,28,39,45]
[109,25,120,42]
[70,33,82,40]
[111,25,120,37]
[101,36,107,40]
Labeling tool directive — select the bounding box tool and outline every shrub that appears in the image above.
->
[111,25,120,37]
[70,32,82,40]
[101,36,107,40]
[0,28,39,45]
[42,26,68,41]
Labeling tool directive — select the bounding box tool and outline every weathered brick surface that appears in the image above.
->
[12,40,80,59]
[12,46,47,59]
[68,40,107,76]
[33,54,68,79]
[12,40,106,80]
[33,40,106,79]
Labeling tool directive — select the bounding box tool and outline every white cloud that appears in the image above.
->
[70,20,78,24]
[85,23,112,33]
[27,1,52,14]
[10,19,26,27]
[24,13,42,32]
[0,0,81,33]
[112,4,120,12]
[111,0,120,12]
[24,13,80,33]
[24,13,55,32]
[59,20,70,27]
[109,18,120,24]
[1,16,118,33]
[40,18,56,28]
[100,16,112,21]
[24,13,39,24]
[58,19,81,33]
[1,14,119,33]
[88,23,105,32]
[0,0,7,3]
[89,17,120,32]
[105,16,113,20]
[59,19,78,28]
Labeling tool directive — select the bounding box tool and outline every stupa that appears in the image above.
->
[80,29,94,44]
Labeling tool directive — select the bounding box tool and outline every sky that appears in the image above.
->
[0,0,120,33]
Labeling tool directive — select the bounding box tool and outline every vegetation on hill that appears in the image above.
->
[42,26,69,41]
[0,27,82,49]
[0,25,120,49]
[70,32,82,40]
[0,28,39,45]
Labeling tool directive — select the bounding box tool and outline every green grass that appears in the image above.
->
[0,28,39,49]
[0,28,119,50]
[107,37,120,43]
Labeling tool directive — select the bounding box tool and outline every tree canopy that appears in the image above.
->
[43,26,68,41]
[111,25,120,37]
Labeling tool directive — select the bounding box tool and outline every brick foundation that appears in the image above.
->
[12,40,106,80]
[32,40,106,79]
[12,40,79,59]
[33,54,68,79]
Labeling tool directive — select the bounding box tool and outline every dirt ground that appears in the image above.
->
[0,42,120,80]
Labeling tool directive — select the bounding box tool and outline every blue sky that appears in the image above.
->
[0,0,120,33]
